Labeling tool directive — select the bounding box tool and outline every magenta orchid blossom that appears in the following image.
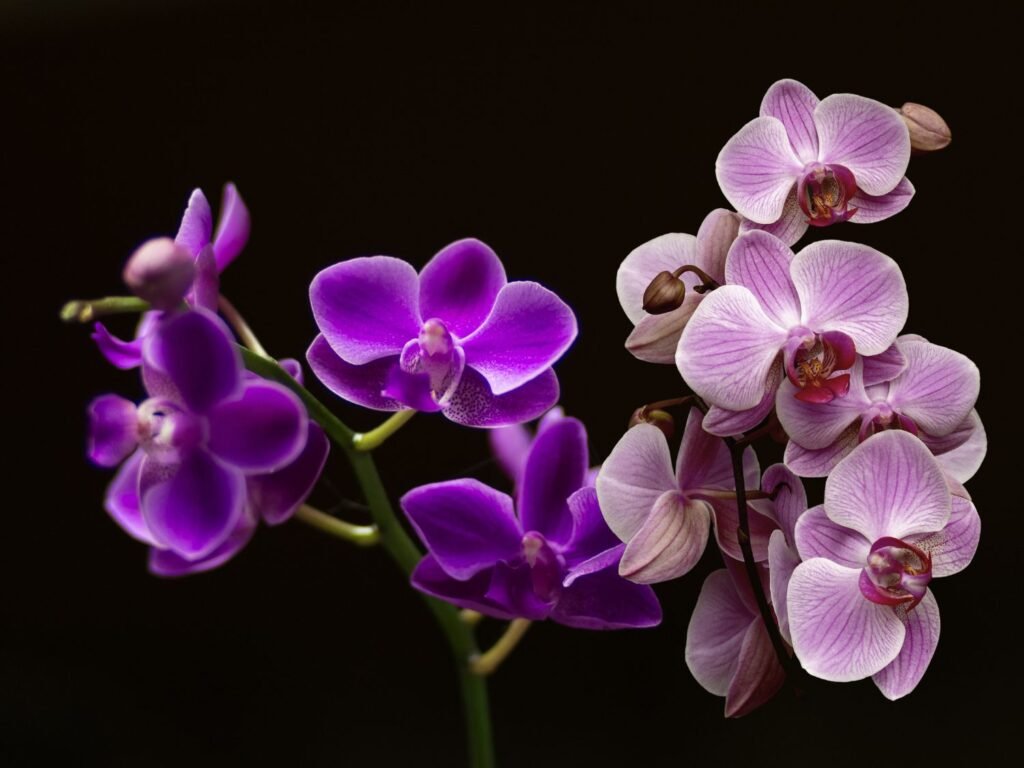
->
[718,79,913,243]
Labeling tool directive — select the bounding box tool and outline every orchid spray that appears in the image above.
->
[63,79,974,765]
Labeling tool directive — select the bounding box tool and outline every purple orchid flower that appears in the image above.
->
[685,463,805,717]
[787,431,980,698]
[616,209,740,364]
[718,79,913,243]
[677,230,908,436]
[488,406,600,488]
[88,309,328,576]
[92,184,251,369]
[402,417,661,629]
[779,336,985,481]
[307,238,577,428]
[595,409,776,583]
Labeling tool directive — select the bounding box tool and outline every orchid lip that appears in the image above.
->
[399,318,464,403]
[859,536,932,609]
[136,397,205,462]
[797,163,859,225]
[521,530,565,603]
[785,329,855,402]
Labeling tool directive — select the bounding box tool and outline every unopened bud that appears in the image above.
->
[629,407,675,440]
[898,103,951,154]
[123,237,195,310]
[641,271,686,315]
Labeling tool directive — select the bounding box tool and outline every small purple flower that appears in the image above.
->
[787,431,980,698]
[717,79,913,243]
[596,410,776,583]
[88,309,328,576]
[779,336,985,481]
[616,209,740,364]
[677,230,908,436]
[402,417,661,629]
[307,239,577,428]
[93,184,251,369]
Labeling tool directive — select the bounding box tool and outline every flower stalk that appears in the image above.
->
[60,295,151,323]
[294,504,380,546]
[353,410,417,451]
[470,620,532,676]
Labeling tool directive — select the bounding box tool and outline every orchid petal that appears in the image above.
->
[249,424,330,526]
[553,563,662,629]
[849,177,915,224]
[625,294,700,364]
[675,408,739,492]
[87,394,138,467]
[911,494,980,577]
[175,188,213,256]
[926,410,987,483]
[206,381,307,473]
[149,509,257,577]
[596,423,676,542]
[418,238,507,337]
[887,340,980,436]
[211,182,251,271]
[784,425,860,478]
[872,590,940,700]
[726,619,787,717]
[518,417,588,546]
[716,117,802,224]
[776,358,872,450]
[685,569,755,696]
[702,362,782,438]
[761,463,807,542]
[739,189,809,248]
[768,531,800,645]
[306,335,402,411]
[724,231,801,328]
[563,487,622,568]
[862,342,908,387]
[760,79,820,165]
[619,492,711,584]
[104,450,157,545]
[616,233,698,324]
[411,557,519,620]
[92,322,144,369]
[794,505,871,567]
[695,209,741,281]
[443,367,559,428]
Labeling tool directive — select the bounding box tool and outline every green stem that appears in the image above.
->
[470,619,531,676]
[294,504,380,546]
[353,409,417,451]
[60,295,150,323]
[218,294,269,356]
[239,346,496,767]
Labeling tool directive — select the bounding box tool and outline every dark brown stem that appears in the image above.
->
[672,265,720,293]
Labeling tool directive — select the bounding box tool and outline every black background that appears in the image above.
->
[4,2,1019,765]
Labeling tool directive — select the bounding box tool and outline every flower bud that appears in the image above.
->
[641,271,686,315]
[123,237,196,310]
[629,407,675,441]
[898,103,951,153]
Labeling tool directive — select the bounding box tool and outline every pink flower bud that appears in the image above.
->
[122,238,196,310]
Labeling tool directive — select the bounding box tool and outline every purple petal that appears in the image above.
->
[675,408,743,492]
[619,492,711,584]
[418,238,507,337]
[401,479,521,579]
[616,233,699,324]
[175,188,213,256]
[206,380,307,473]
[211,182,251,271]
[87,394,138,467]
[92,322,144,369]
[695,209,741,282]
[485,561,554,620]
[104,450,158,545]
[739,189,809,248]
[552,562,662,630]
[562,488,622,568]
[791,240,908,356]
[443,366,559,428]
[784,425,860,478]
[776,358,871,450]
[886,339,980,436]
[306,335,403,411]
[677,286,788,411]
[872,589,940,700]
[767,531,800,645]
[596,423,676,542]
[149,508,257,577]
[927,410,987,483]
[794,504,871,567]
[139,450,246,560]
[715,117,802,224]
[142,309,242,414]
[685,569,755,696]
[760,79,820,165]
[309,256,421,365]
[563,543,624,587]
[383,367,446,413]
[788,558,906,681]
[518,417,588,545]
[814,94,910,195]
[411,557,520,620]
[190,245,219,312]
[825,431,951,542]
[862,342,908,387]
[249,424,330,525]
[911,494,980,577]
[761,463,807,543]
[724,231,801,328]
[702,362,782,438]
[849,177,916,224]
[727,619,787,717]
[488,423,532,483]
[710,496,778,563]
[461,282,577,395]
[625,294,701,364]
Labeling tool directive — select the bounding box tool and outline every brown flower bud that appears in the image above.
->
[898,103,951,154]
[641,271,686,315]
[628,407,675,441]
[122,237,195,310]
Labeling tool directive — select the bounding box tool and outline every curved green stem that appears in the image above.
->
[60,295,150,323]
[218,295,269,356]
[353,409,417,451]
[470,619,531,676]
[294,504,380,546]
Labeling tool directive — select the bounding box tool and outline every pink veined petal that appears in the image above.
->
[686,569,756,696]
[418,238,507,338]
[625,293,701,365]
[104,450,159,546]
[825,431,951,542]
[813,94,911,196]
[776,357,872,450]
[442,366,560,428]
[761,463,807,543]
[675,408,737,492]
[739,189,809,248]
[784,425,860,478]
[616,233,699,324]
[791,240,908,356]
[794,505,871,567]
[618,492,711,584]
[702,361,782,438]
[910,494,980,577]
[926,410,987,483]
[724,231,802,328]
[788,558,906,682]
[768,530,800,645]
[726,618,787,717]
[175,188,213,256]
[886,339,980,436]
[596,423,677,542]
[306,335,403,412]
[760,79,820,165]
[694,208,741,282]
[872,590,940,700]
[677,286,788,411]
[211,182,251,272]
[862,342,908,387]
[710,496,778,563]
[461,282,578,396]
[849,177,916,224]
[716,116,803,224]
[309,256,422,365]
[206,380,308,474]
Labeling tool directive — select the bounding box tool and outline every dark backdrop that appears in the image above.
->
[4,2,1018,765]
